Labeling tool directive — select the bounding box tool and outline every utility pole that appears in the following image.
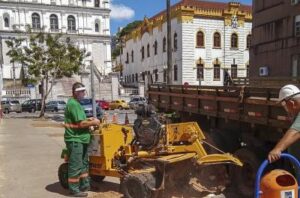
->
[166,0,172,85]
[90,60,96,117]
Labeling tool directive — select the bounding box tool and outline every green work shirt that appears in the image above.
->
[64,98,90,144]
[290,113,300,132]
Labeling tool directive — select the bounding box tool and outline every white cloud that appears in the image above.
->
[110,4,135,20]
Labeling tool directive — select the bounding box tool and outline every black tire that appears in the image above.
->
[230,148,260,197]
[4,109,9,114]
[58,163,69,189]
[90,175,105,182]
[121,173,151,198]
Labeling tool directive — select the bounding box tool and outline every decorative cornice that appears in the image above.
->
[0,1,110,15]
[0,30,111,42]
[124,2,252,42]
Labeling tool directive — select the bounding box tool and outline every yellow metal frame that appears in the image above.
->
[89,122,242,178]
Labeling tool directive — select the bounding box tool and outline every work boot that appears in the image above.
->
[80,186,90,192]
[69,191,88,197]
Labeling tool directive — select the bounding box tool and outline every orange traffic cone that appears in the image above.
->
[124,112,129,125]
[112,113,118,123]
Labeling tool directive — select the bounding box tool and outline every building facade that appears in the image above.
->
[0,0,111,94]
[250,0,300,85]
[117,0,252,87]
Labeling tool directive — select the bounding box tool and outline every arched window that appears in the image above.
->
[231,33,238,48]
[67,15,76,31]
[131,50,134,62]
[32,13,41,29]
[95,23,99,32]
[246,34,251,49]
[4,17,9,28]
[154,40,157,55]
[174,32,177,51]
[196,31,204,47]
[213,32,221,48]
[163,37,166,52]
[141,46,145,60]
[50,14,58,31]
[174,65,178,81]
[126,52,129,63]
[147,44,150,57]
[95,0,99,7]
[135,73,138,82]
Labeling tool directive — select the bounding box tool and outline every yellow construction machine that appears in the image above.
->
[58,106,243,197]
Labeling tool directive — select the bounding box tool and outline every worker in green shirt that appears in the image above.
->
[64,82,100,197]
[268,84,300,163]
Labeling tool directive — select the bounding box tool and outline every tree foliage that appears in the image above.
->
[6,29,89,117]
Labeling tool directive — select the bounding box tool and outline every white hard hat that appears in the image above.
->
[278,84,300,102]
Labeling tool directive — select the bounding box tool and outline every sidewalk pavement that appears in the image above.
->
[0,118,68,198]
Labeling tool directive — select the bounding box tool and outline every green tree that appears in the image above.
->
[6,30,89,117]
[5,37,26,88]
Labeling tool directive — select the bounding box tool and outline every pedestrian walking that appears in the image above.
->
[268,84,300,163]
[64,82,100,197]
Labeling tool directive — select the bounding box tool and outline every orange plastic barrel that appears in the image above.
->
[260,169,298,198]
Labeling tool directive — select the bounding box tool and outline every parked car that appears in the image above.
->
[21,99,42,113]
[96,100,109,110]
[109,99,129,110]
[79,98,103,119]
[45,100,66,112]
[128,96,147,109]
[1,100,22,114]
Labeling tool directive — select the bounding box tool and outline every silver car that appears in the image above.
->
[45,100,66,112]
[1,100,22,114]
[128,97,147,109]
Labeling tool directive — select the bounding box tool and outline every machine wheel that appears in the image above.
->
[58,163,69,189]
[90,175,105,182]
[230,148,260,197]
[121,173,152,198]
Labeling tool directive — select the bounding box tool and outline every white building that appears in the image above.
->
[0,0,111,97]
[117,0,252,87]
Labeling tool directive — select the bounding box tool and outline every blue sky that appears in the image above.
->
[110,0,252,35]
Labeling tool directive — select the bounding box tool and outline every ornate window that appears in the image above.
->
[213,32,221,48]
[246,34,251,49]
[141,46,145,60]
[196,31,204,47]
[231,64,237,78]
[131,50,134,62]
[126,52,129,63]
[213,64,220,80]
[95,23,99,32]
[197,64,204,79]
[174,65,178,81]
[50,14,58,31]
[154,40,157,55]
[32,13,41,29]
[4,17,9,28]
[174,32,177,51]
[231,33,238,48]
[67,15,76,32]
[147,44,150,57]
[163,37,166,52]
[95,0,99,7]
